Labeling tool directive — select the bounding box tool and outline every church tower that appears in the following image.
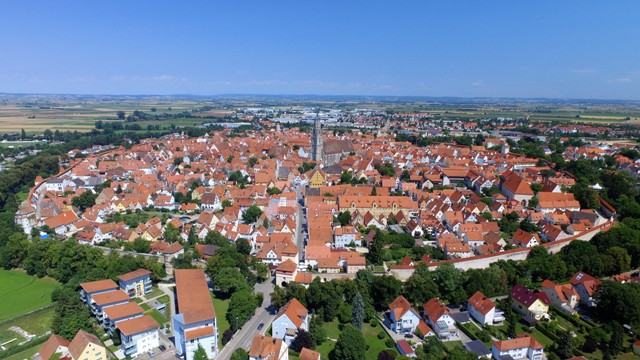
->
[311,117,323,162]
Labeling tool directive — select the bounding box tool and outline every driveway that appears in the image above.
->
[215,277,276,360]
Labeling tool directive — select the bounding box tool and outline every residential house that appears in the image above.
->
[510,284,550,320]
[249,334,289,360]
[80,279,119,306]
[299,348,320,360]
[272,298,309,345]
[423,298,458,339]
[491,334,544,360]
[117,269,152,298]
[569,272,602,307]
[510,229,540,248]
[102,302,145,334]
[116,315,161,358]
[38,334,71,360]
[467,291,504,325]
[332,226,361,248]
[68,330,107,360]
[386,295,423,335]
[540,280,580,314]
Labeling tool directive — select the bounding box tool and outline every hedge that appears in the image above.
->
[0,335,49,358]
[535,323,560,342]
[456,322,479,341]
[550,306,593,330]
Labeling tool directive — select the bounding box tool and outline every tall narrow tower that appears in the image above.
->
[311,117,323,162]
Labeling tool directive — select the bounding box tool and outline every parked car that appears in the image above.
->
[404,334,413,339]
[148,350,155,358]
[159,345,166,352]
[257,323,264,330]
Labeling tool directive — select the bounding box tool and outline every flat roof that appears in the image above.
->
[175,269,216,324]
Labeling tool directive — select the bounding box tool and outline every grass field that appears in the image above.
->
[211,293,230,346]
[0,270,59,322]
[309,320,394,359]
[0,306,55,344]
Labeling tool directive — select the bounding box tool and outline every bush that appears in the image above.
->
[385,338,395,348]
[370,318,378,327]
[222,329,234,345]
[378,331,386,339]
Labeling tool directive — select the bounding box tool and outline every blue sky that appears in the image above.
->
[1,1,639,99]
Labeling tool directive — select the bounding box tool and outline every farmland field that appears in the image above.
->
[0,270,59,321]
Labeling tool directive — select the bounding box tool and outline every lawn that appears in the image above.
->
[0,306,55,344]
[157,295,170,304]
[311,320,393,359]
[144,286,164,299]
[145,309,167,324]
[0,270,59,321]
[211,294,230,346]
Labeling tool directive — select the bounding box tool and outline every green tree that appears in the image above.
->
[193,345,208,360]
[127,237,151,253]
[371,275,402,309]
[400,170,411,182]
[330,325,366,360]
[71,191,97,212]
[163,223,181,243]
[230,348,248,360]
[608,321,624,355]
[337,211,351,226]
[555,329,576,359]
[309,315,327,345]
[51,287,94,339]
[214,267,250,295]
[290,329,314,352]
[404,267,440,305]
[227,289,259,331]
[236,238,251,255]
[241,205,263,224]
[351,292,365,330]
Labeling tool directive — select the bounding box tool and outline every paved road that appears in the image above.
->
[216,277,276,360]
[157,283,176,322]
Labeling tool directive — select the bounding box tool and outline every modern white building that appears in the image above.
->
[491,335,544,360]
[173,269,218,360]
[117,315,160,358]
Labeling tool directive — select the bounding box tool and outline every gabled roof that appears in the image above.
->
[510,284,550,308]
[275,298,308,329]
[39,334,70,360]
[175,269,216,324]
[68,330,103,360]
[569,271,602,296]
[468,291,495,315]
[493,334,544,351]
[388,295,418,321]
[423,298,449,324]
[248,334,285,358]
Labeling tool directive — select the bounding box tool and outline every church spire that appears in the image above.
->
[311,116,323,162]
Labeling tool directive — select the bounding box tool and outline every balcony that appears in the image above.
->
[124,344,138,357]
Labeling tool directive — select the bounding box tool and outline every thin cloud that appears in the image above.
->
[471,80,484,87]
[608,77,631,83]
[570,68,596,74]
